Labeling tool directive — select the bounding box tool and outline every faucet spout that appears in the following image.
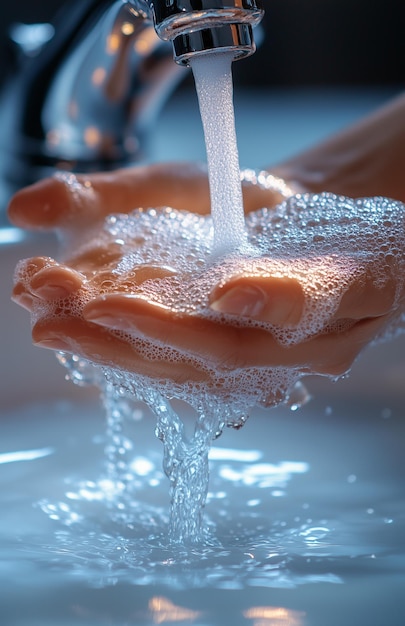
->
[140,0,264,65]
[0,0,183,213]
[0,0,264,220]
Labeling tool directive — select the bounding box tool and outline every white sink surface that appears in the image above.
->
[1,380,404,625]
[1,88,404,625]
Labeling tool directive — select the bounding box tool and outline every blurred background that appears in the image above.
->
[0,0,404,88]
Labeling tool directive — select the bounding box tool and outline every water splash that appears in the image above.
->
[151,391,218,544]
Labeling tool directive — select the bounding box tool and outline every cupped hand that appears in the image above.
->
[9,161,405,392]
[9,162,289,386]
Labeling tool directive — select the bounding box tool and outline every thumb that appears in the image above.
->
[209,275,304,325]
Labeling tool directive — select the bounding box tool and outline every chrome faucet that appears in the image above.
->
[0,0,264,220]
[144,0,263,64]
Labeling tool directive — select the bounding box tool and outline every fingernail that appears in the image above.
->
[84,306,139,332]
[31,284,71,299]
[84,310,116,326]
[31,269,83,299]
[210,285,267,317]
[34,337,72,351]
[11,292,35,311]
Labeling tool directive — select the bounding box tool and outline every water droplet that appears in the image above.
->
[286,381,312,411]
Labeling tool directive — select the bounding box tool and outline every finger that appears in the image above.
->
[11,282,38,311]
[82,294,388,376]
[7,163,288,233]
[208,271,398,327]
[12,256,84,301]
[334,275,397,320]
[7,163,211,231]
[7,174,96,231]
[31,316,209,385]
[12,256,58,310]
[30,265,85,299]
[209,276,304,325]
[83,294,265,368]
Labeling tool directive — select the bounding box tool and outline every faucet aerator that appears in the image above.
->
[172,23,256,66]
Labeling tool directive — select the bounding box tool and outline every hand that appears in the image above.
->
[9,162,288,387]
[272,92,405,203]
[9,161,405,396]
[8,162,284,232]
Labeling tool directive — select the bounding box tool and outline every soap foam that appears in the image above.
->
[14,188,405,419]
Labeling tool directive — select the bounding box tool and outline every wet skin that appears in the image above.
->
[9,154,404,394]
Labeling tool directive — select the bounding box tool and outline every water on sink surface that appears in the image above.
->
[1,389,404,626]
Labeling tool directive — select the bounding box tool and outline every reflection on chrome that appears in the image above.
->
[134,27,162,55]
[244,605,306,626]
[106,33,121,55]
[149,597,202,623]
[91,67,107,87]
[121,21,135,36]
[83,126,102,148]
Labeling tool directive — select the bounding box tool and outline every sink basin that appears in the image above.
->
[1,88,404,625]
[1,346,405,625]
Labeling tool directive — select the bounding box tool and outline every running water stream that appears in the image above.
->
[191,53,248,254]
